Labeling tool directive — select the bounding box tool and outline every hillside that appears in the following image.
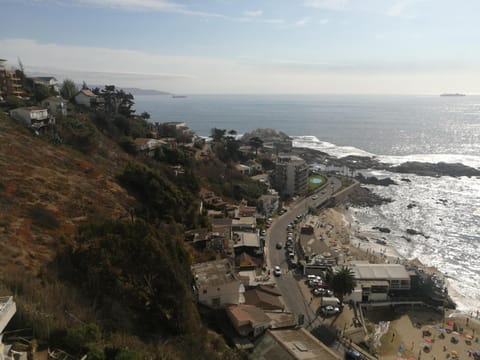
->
[0,113,134,273]
[0,110,251,359]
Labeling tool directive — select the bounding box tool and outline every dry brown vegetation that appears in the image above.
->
[0,114,134,274]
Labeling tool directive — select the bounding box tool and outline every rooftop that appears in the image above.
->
[351,264,410,280]
[244,288,284,311]
[232,217,256,227]
[227,304,271,326]
[233,231,260,248]
[252,328,341,360]
[13,106,47,111]
[77,89,96,97]
[193,259,239,288]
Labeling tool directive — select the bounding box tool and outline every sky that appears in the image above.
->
[1,0,480,94]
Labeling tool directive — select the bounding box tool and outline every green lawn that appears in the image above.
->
[308,175,327,191]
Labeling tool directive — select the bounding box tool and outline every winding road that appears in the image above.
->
[265,176,342,327]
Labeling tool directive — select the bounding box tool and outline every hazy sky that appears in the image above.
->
[1,0,480,94]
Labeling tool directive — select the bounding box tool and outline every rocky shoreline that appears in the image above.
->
[292,147,480,178]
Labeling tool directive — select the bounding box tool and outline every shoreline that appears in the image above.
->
[298,206,480,359]
[293,143,480,313]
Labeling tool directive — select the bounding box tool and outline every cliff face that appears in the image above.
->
[0,114,134,274]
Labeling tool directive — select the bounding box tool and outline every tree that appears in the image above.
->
[210,128,226,142]
[17,57,25,73]
[328,266,356,303]
[33,83,52,102]
[61,79,78,100]
[249,136,263,157]
[140,111,150,120]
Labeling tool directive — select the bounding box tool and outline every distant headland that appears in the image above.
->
[440,93,466,97]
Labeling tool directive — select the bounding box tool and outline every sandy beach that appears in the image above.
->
[299,205,480,360]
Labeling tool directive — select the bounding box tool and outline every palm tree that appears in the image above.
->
[329,266,356,303]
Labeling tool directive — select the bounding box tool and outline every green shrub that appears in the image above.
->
[56,115,99,154]
[118,137,138,155]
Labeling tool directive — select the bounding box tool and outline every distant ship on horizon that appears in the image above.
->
[172,94,187,98]
[440,93,466,97]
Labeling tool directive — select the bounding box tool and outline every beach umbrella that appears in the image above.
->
[466,335,473,340]
[451,350,458,356]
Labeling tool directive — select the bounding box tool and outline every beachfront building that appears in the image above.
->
[349,263,411,302]
[0,59,25,98]
[192,259,245,308]
[273,154,308,198]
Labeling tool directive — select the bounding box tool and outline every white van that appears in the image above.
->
[321,297,341,307]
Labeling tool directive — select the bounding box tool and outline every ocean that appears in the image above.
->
[134,94,480,311]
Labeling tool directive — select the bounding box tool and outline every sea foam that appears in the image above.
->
[293,136,480,312]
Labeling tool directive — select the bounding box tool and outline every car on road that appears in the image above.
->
[276,242,283,249]
[273,266,282,276]
[260,229,266,236]
[311,195,318,200]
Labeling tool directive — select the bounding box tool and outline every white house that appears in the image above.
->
[193,259,245,308]
[133,138,167,155]
[10,106,54,129]
[235,164,251,175]
[31,76,59,93]
[41,96,67,116]
[74,89,97,107]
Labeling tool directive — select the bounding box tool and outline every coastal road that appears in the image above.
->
[266,177,342,327]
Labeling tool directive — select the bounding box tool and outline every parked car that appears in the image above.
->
[273,266,282,276]
[321,305,340,316]
[312,195,318,200]
[260,229,266,236]
[312,288,327,296]
[345,349,362,360]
